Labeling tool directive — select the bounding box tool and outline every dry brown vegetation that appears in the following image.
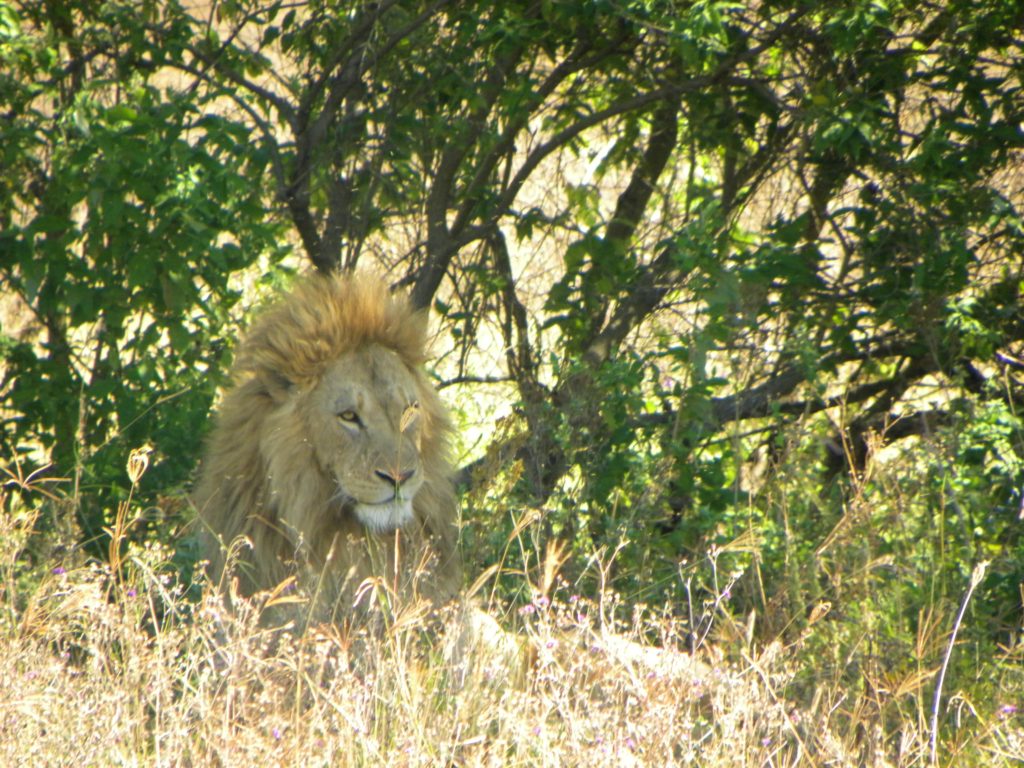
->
[1,456,1022,768]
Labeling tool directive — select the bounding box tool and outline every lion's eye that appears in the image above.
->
[338,409,361,425]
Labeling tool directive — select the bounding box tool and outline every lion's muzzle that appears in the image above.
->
[354,497,415,533]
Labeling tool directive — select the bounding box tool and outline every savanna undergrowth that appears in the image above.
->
[0,449,1021,768]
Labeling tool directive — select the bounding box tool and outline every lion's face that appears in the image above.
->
[302,343,427,534]
[197,274,460,615]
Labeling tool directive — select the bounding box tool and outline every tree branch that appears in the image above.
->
[581,247,681,367]
[457,339,948,493]
[414,13,545,309]
[490,228,540,399]
[607,99,681,245]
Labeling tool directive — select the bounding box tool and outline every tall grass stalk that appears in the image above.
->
[929,559,990,766]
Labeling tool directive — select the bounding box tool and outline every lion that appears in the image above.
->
[193,272,460,624]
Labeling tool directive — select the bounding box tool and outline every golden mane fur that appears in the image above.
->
[194,273,460,622]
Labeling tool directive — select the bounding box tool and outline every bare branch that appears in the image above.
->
[605,99,680,245]
[417,13,541,306]
[437,375,513,389]
[490,228,539,397]
[450,34,631,241]
[299,0,407,117]
[582,248,681,367]
[498,81,712,218]
[181,41,296,125]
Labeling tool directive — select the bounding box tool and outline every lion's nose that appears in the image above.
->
[375,467,415,489]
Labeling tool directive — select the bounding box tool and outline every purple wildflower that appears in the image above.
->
[52,566,66,575]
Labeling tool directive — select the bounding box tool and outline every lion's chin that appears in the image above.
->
[353,498,415,533]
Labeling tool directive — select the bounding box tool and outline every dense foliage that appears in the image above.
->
[1,0,1023,702]
[0,1,287,544]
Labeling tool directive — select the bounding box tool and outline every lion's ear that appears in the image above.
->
[256,368,295,402]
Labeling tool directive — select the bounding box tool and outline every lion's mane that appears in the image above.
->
[194,273,460,621]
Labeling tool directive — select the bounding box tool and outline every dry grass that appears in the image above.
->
[0,472,1021,768]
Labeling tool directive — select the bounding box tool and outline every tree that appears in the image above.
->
[0,0,284,542]
[162,0,1024,496]
[2,0,1022,607]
